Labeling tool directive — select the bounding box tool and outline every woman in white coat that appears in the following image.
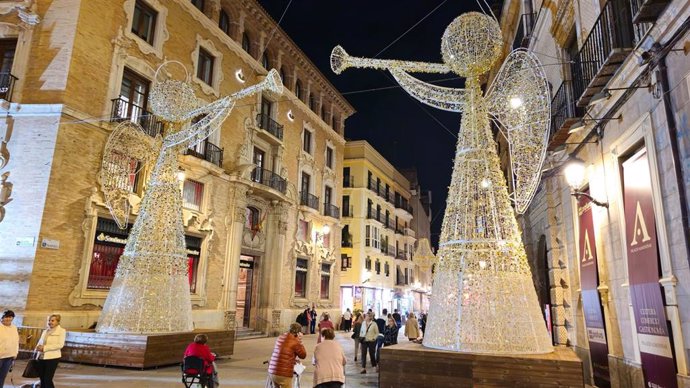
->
[36,314,66,388]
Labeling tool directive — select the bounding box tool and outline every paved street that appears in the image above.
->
[3,331,381,388]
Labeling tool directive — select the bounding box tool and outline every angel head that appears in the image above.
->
[441,12,503,78]
[148,61,200,123]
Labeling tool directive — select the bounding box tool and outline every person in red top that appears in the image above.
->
[268,323,307,388]
[184,334,217,386]
[316,312,334,344]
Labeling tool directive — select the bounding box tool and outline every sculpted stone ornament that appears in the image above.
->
[97,62,283,334]
[332,12,552,353]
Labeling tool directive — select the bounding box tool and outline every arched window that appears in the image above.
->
[331,113,339,131]
[309,93,316,111]
[320,104,327,120]
[219,9,230,35]
[295,80,303,100]
[242,32,251,54]
[261,52,270,69]
[279,67,287,88]
[245,207,260,230]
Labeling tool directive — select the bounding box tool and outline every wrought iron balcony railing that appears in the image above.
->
[110,97,164,138]
[0,72,17,102]
[629,0,670,23]
[185,139,223,167]
[573,0,635,107]
[395,200,413,215]
[342,205,354,217]
[366,208,381,222]
[251,167,287,194]
[512,12,536,50]
[300,192,319,210]
[343,175,355,188]
[550,80,584,148]
[324,203,340,219]
[256,113,284,141]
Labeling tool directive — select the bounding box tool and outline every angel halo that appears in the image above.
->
[332,12,552,354]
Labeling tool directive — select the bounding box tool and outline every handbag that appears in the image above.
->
[22,350,40,378]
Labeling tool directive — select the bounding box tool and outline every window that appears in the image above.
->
[365,225,371,247]
[102,152,139,194]
[260,96,273,119]
[197,48,214,85]
[332,114,339,131]
[245,207,260,230]
[321,104,326,121]
[295,258,308,298]
[117,68,150,122]
[309,93,316,111]
[251,147,265,183]
[365,256,372,271]
[191,0,204,12]
[242,32,251,54]
[132,1,157,44]
[297,219,309,241]
[183,179,204,211]
[219,9,230,35]
[326,147,334,169]
[320,263,331,299]
[295,80,303,100]
[384,262,390,277]
[341,254,351,271]
[186,236,202,293]
[373,227,380,249]
[301,172,311,195]
[303,130,312,154]
[342,195,350,217]
[261,53,270,69]
[375,259,381,275]
[324,186,332,205]
[280,67,287,87]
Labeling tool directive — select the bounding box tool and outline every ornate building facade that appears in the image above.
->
[339,141,427,316]
[495,0,690,386]
[0,0,353,337]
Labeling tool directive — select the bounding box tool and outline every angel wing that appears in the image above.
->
[100,121,161,228]
[485,49,551,214]
[389,68,465,112]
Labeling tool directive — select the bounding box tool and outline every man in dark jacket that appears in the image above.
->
[268,323,307,388]
[375,309,387,363]
[392,309,402,329]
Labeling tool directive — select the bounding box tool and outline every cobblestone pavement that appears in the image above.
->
[3,330,380,388]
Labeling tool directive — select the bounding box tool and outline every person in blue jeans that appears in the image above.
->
[374,309,387,364]
[0,310,19,388]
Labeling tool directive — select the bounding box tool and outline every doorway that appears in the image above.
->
[237,255,256,328]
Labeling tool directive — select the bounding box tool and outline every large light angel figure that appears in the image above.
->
[332,12,553,353]
[96,64,282,334]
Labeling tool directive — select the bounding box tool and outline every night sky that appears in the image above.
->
[258,1,487,247]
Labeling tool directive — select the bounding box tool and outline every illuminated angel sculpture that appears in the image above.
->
[332,12,552,353]
[97,64,282,334]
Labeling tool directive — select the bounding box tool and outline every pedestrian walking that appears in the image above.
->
[0,310,19,388]
[383,316,399,347]
[312,328,345,388]
[309,305,317,335]
[268,323,307,388]
[316,313,334,344]
[404,312,420,342]
[36,314,66,388]
[392,309,402,329]
[341,309,352,332]
[351,313,363,362]
[419,312,427,336]
[359,312,379,374]
[374,309,386,364]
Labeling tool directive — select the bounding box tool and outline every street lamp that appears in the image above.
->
[314,225,331,246]
[564,157,608,208]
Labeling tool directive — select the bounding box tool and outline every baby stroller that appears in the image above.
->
[182,356,213,388]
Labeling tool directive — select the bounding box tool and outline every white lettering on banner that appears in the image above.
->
[630,201,652,246]
[97,233,200,255]
[240,262,251,268]
[637,333,673,358]
[587,327,607,345]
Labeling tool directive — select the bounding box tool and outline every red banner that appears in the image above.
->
[578,192,610,387]
[623,149,677,388]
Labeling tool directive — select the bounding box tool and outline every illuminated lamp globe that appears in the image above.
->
[441,12,503,77]
[564,157,586,189]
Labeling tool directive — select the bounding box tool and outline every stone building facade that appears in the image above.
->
[495,0,690,386]
[0,0,354,337]
[339,141,427,317]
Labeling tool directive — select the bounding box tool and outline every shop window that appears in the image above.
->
[183,179,204,211]
[132,1,157,44]
[295,258,308,298]
[320,263,331,299]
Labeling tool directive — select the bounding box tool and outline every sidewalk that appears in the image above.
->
[3,330,380,388]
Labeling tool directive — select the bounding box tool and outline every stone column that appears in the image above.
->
[259,200,289,334]
[219,183,248,330]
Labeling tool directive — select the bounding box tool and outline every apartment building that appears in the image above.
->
[0,0,354,337]
[494,0,690,386]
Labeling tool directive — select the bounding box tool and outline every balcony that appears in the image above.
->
[549,80,584,149]
[512,12,536,50]
[251,167,287,194]
[395,225,404,235]
[0,72,17,102]
[343,175,355,188]
[630,0,670,23]
[574,0,635,107]
[256,113,284,141]
[324,203,340,219]
[185,139,223,167]
[300,192,319,210]
[111,97,164,138]
[386,245,395,258]
[342,234,353,248]
[366,208,381,223]
[396,252,408,261]
[342,205,354,217]
[394,200,413,215]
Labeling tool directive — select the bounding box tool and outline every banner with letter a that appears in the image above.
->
[578,192,610,387]
[622,148,677,388]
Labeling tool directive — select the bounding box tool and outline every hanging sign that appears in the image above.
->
[578,191,610,387]
[623,149,677,388]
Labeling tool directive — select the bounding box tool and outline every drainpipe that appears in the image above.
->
[657,54,690,268]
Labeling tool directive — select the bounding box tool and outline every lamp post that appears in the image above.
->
[564,157,609,208]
